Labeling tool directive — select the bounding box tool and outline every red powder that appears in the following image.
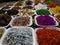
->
[36,28,60,45]
[47,3,56,8]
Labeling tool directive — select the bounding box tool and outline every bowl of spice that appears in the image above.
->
[0,27,35,45]
[35,3,48,10]
[7,9,19,16]
[20,9,35,16]
[0,14,11,27]
[35,15,58,26]
[35,27,60,45]
[12,6,21,10]
[10,16,32,26]
[23,6,34,9]
[36,9,50,15]
[0,27,5,39]
[49,6,60,15]
[47,3,57,8]
[55,14,60,22]
[24,0,34,6]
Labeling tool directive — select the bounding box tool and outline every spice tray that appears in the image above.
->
[0,15,12,27]
[10,16,32,26]
[0,26,36,45]
[0,27,6,40]
[54,15,60,23]
[35,28,44,45]
[35,15,59,26]
[34,3,48,10]
[35,27,60,45]
[23,0,34,6]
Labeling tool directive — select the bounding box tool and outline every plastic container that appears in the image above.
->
[0,26,36,45]
[55,14,60,22]
[36,9,50,15]
[35,3,48,10]
[12,6,21,10]
[19,9,35,16]
[0,27,6,40]
[0,14,12,27]
[23,0,34,7]
[35,27,60,45]
[35,15,58,26]
[10,16,32,26]
[49,6,60,15]
[7,9,19,16]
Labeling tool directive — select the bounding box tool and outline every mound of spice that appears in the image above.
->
[0,28,5,38]
[11,16,31,26]
[36,27,60,45]
[0,14,11,26]
[50,6,60,14]
[35,3,47,10]
[36,15,57,26]
[25,0,33,5]
[55,15,60,22]
[12,6,21,10]
[36,9,50,15]
[47,3,57,8]
[23,6,33,9]
[7,9,19,15]
[20,9,34,16]
[1,27,34,45]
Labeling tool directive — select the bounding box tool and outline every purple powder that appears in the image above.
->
[36,15,56,26]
